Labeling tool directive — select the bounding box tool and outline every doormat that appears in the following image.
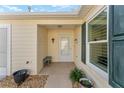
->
[0,75,48,88]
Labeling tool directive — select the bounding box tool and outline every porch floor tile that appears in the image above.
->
[40,62,75,88]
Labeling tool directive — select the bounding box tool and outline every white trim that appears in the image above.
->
[89,40,107,44]
[87,6,107,23]
[87,62,108,80]
[106,5,109,76]
[0,12,79,16]
[86,22,90,67]
[86,6,108,80]
[7,24,11,75]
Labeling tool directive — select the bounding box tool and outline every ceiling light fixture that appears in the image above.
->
[58,25,62,28]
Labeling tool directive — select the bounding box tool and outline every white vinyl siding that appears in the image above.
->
[12,24,37,74]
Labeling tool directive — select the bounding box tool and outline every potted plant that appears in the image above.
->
[79,78,94,88]
[13,69,29,86]
[69,67,86,88]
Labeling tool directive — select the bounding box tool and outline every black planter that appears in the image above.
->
[79,78,93,88]
[13,69,29,85]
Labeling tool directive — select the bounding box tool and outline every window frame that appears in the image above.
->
[86,6,109,79]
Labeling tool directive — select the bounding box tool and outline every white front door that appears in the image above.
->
[59,34,73,62]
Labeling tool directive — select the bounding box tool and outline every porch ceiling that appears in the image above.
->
[0,5,95,20]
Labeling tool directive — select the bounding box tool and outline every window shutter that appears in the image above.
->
[109,5,124,88]
[81,23,86,64]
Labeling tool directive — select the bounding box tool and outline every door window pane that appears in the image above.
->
[60,37,70,56]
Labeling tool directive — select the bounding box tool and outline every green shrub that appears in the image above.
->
[69,67,86,83]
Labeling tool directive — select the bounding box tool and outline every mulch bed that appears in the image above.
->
[72,82,95,88]
[72,82,82,88]
[0,75,48,88]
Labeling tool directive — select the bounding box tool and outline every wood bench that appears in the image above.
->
[43,56,52,66]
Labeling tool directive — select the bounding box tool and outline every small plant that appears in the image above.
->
[70,67,86,83]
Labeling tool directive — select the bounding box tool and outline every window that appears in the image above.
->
[88,8,108,72]
[60,37,70,55]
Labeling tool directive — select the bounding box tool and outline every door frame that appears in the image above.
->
[0,24,11,75]
[58,33,74,62]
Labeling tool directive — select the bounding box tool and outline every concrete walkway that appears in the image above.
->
[40,62,75,88]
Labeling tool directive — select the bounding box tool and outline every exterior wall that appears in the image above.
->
[74,5,111,87]
[74,26,82,64]
[0,19,81,75]
[48,28,74,62]
[74,25,110,87]
[37,26,48,73]
[12,24,37,74]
